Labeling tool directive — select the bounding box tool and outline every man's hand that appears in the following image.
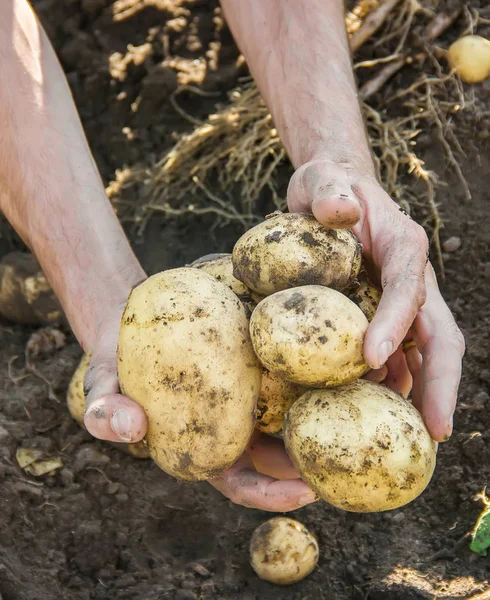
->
[209,431,317,511]
[83,304,148,444]
[288,160,466,442]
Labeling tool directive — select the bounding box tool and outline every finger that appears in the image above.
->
[247,431,299,480]
[382,347,412,398]
[363,221,429,370]
[362,365,388,383]
[412,264,465,442]
[209,454,317,512]
[84,358,147,443]
[287,160,362,229]
[405,345,423,413]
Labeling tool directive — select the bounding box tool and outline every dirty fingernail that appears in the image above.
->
[111,409,132,442]
[378,340,394,367]
[298,492,318,506]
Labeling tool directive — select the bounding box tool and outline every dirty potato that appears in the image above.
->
[250,517,319,585]
[66,353,150,459]
[190,253,264,307]
[0,252,64,325]
[117,268,262,481]
[344,270,381,322]
[232,212,362,296]
[256,369,307,435]
[250,286,369,387]
[284,380,437,512]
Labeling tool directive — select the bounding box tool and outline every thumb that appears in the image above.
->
[83,356,147,444]
[287,160,362,229]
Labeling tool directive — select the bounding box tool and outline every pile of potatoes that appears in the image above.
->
[111,211,437,516]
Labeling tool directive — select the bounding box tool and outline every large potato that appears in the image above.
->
[284,380,437,512]
[344,270,381,322]
[256,369,307,435]
[0,252,64,325]
[117,267,262,481]
[448,35,490,83]
[66,353,150,459]
[250,286,369,387]
[232,212,362,296]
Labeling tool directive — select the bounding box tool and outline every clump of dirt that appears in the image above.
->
[0,1,488,599]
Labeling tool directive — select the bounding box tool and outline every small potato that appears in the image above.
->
[0,252,64,325]
[117,268,262,481]
[250,517,319,585]
[66,353,150,459]
[250,286,369,387]
[191,253,251,297]
[256,369,307,435]
[232,212,362,296]
[344,270,381,322]
[448,35,490,83]
[190,253,264,308]
[284,380,437,512]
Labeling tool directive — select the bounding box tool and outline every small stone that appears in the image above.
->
[192,563,211,578]
[106,482,120,495]
[392,512,405,522]
[116,493,129,503]
[442,236,461,253]
[175,590,198,600]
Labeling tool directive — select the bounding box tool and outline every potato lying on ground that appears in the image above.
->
[0,252,64,325]
[250,517,319,585]
[250,286,369,387]
[256,369,307,435]
[67,353,149,459]
[448,35,490,83]
[344,269,381,322]
[232,212,362,296]
[117,268,262,481]
[284,380,437,512]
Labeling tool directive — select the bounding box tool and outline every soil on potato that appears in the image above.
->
[0,1,489,599]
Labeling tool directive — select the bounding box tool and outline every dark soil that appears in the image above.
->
[0,1,489,598]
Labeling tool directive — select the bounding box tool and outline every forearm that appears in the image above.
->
[0,1,145,350]
[220,0,375,175]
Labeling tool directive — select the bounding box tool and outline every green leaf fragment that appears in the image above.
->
[470,505,490,556]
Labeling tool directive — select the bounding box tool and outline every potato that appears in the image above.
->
[344,270,381,322]
[250,285,369,387]
[0,252,64,325]
[232,212,362,296]
[117,267,262,481]
[256,369,307,435]
[448,35,490,83]
[190,252,264,307]
[284,380,437,512]
[66,353,150,459]
[250,517,319,585]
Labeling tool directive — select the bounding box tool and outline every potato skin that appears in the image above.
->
[344,270,381,322]
[232,213,362,296]
[190,253,263,312]
[250,286,369,387]
[284,381,437,512]
[0,252,64,325]
[66,353,150,459]
[117,267,262,481]
[256,369,307,434]
[250,517,319,585]
[448,35,490,83]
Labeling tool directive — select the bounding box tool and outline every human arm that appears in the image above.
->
[220,0,465,442]
[0,0,316,512]
[0,0,148,442]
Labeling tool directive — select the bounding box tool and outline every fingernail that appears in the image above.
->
[111,409,132,442]
[378,341,394,367]
[298,492,318,506]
